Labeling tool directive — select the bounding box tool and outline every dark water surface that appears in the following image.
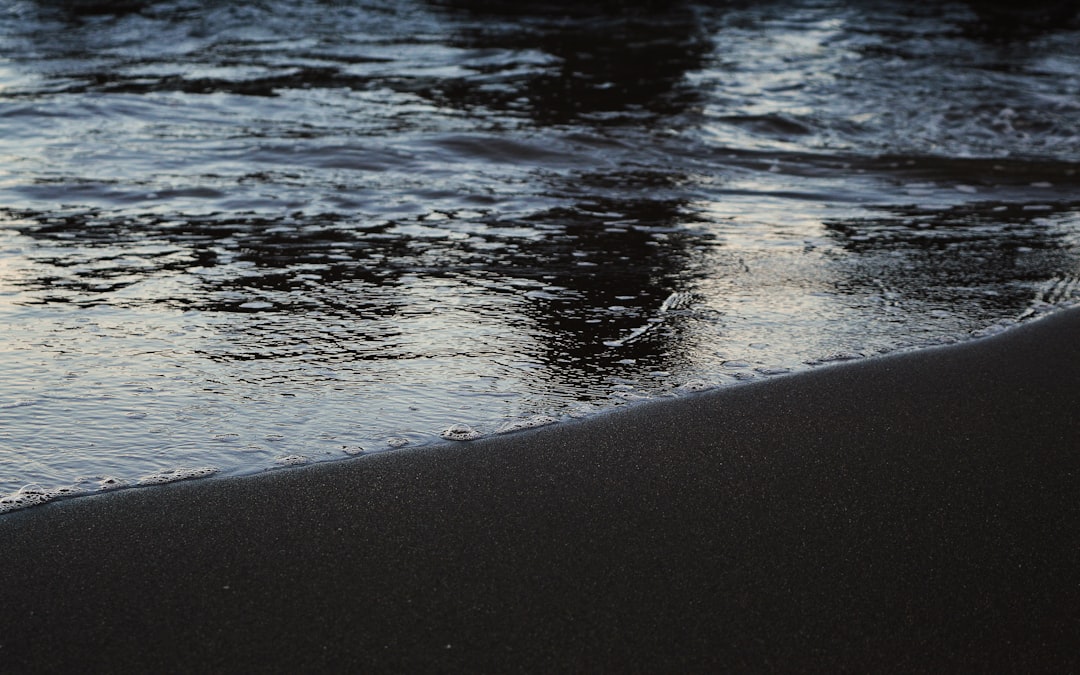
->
[2,0,1079,509]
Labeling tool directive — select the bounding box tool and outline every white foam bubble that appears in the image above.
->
[676,380,713,393]
[0,485,53,513]
[136,466,218,486]
[807,351,864,365]
[567,404,599,418]
[275,454,309,466]
[0,482,89,513]
[610,390,651,402]
[96,476,126,491]
[496,415,558,435]
[48,485,82,498]
[756,366,792,376]
[440,423,483,441]
[971,324,1008,338]
[386,436,410,448]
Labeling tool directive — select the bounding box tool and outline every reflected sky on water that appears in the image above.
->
[1,0,1079,505]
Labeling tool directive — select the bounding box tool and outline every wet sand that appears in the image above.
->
[2,308,1079,672]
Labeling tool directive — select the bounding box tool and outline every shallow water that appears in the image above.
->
[2,0,1079,508]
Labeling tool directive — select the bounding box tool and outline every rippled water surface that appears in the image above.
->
[2,0,1079,507]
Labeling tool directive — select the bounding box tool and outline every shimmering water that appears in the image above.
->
[2,0,1079,509]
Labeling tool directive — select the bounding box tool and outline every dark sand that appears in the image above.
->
[2,309,1079,672]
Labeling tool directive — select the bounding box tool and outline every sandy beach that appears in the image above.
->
[2,308,1079,672]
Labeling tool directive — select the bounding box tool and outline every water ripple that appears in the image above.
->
[1,0,1079,503]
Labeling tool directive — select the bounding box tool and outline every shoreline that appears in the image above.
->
[0,310,1055,515]
[2,306,1079,671]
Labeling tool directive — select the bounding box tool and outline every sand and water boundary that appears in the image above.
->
[2,307,1078,671]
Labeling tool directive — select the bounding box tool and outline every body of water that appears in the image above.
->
[2,0,1079,510]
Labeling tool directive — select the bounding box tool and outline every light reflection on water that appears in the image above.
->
[1,0,1079,505]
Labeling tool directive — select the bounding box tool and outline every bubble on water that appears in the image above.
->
[0,483,86,513]
[806,351,864,366]
[0,492,46,514]
[972,323,1008,338]
[440,423,483,441]
[342,445,366,455]
[676,380,713,393]
[136,466,218,486]
[97,476,126,491]
[610,390,651,402]
[275,454,309,466]
[756,366,792,376]
[496,415,557,435]
[386,436,410,448]
[722,360,752,369]
[0,486,52,513]
[567,404,599,418]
